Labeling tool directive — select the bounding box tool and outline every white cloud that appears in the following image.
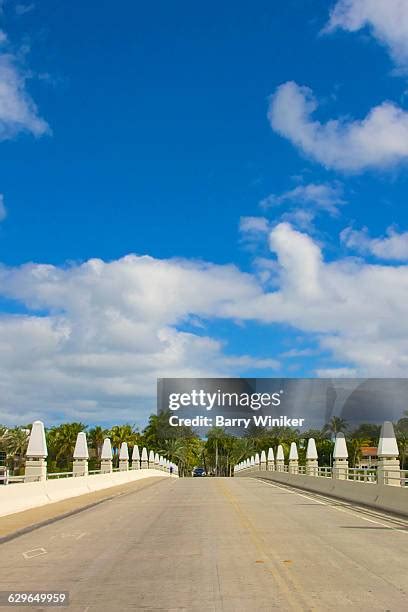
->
[261,182,345,215]
[0,255,277,425]
[326,0,408,72]
[341,226,408,260]
[315,367,358,378]
[0,52,49,140]
[226,223,408,377]
[239,216,269,234]
[260,182,345,231]
[2,228,408,424]
[268,81,408,171]
[0,194,5,220]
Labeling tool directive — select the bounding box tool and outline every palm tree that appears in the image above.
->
[395,419,408,469]
[1,427,30,473]
[323,417,348,438]
[107,424,140,467]
[0,424,7,441]
[159,438,186,463]
[88,426,107,460]
[47,422,87,470]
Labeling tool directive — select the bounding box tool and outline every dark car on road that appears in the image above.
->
[192,467,206,477]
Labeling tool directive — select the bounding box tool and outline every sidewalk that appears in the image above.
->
[0,476,166,541]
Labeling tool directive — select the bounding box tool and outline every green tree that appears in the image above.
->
[396,418,408,469]
[47,422,87,470]
[350,423,381,445]
[108,424,139,466]
[1,426,30,473]
[88,426,108,460]
[323,417,348,438]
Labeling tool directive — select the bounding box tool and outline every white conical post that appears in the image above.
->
[377,421,401,486]
[119,442,129,471]
[250,456,255,472]
[333,432,348,480]
[141,447,148,469]
[148,449,155,469]
[267,448,275,471]
[73,432,89,477]
[255,453,260,471]
[25,420,48,482]
[306,438,318,476]
[154,453,160,469]
[159,455,164,471]
[260,450,267,471]
[289,442,299,474]
[276,445,285,472]
[100,438,113,473]
[132,445,140,469]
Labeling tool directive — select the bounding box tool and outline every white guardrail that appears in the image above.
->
[239,464,408,486]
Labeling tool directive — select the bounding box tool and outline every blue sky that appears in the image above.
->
[1,0,408,426]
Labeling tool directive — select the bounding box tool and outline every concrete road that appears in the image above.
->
[1,477,407,611]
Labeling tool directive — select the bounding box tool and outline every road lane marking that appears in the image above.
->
[61,531,87,540]
[256,479,408,535]
[217,480,317,611]
[22,547,47,559]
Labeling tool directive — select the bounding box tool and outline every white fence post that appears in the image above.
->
[73,432,89,477]
[333,432,348,480]
[119,442,129,471]
[25,421,47,482]
[100,438,113,473]
[141,447,149,469]
[289,442,299,474]
[377,421,401,487]
[306,438,318,476]
[276,445,285,472]
[267,448,275,471]
[132,445,140,469]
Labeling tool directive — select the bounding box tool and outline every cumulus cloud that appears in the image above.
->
[326,0,408,72]
[0,51,49,140]
[341,226,408,260]
[0,255,277,425]
[268,81,408,171]
[2,228,408,424]
[226,223,408,376]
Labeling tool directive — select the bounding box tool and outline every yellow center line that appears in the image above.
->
[216,479,317,612]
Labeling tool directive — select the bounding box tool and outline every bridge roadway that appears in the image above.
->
[0,476,407,611]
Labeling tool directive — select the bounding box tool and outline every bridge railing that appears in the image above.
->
[346,467,377,483]
[47,471,74,479]
[0,420,179,485]
[317,467,332,478]
[381,469,408,487]
[234,422,407,490]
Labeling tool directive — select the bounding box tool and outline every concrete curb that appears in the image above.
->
[0,477,169,544]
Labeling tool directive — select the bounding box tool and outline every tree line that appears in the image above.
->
[1,413,408,476]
